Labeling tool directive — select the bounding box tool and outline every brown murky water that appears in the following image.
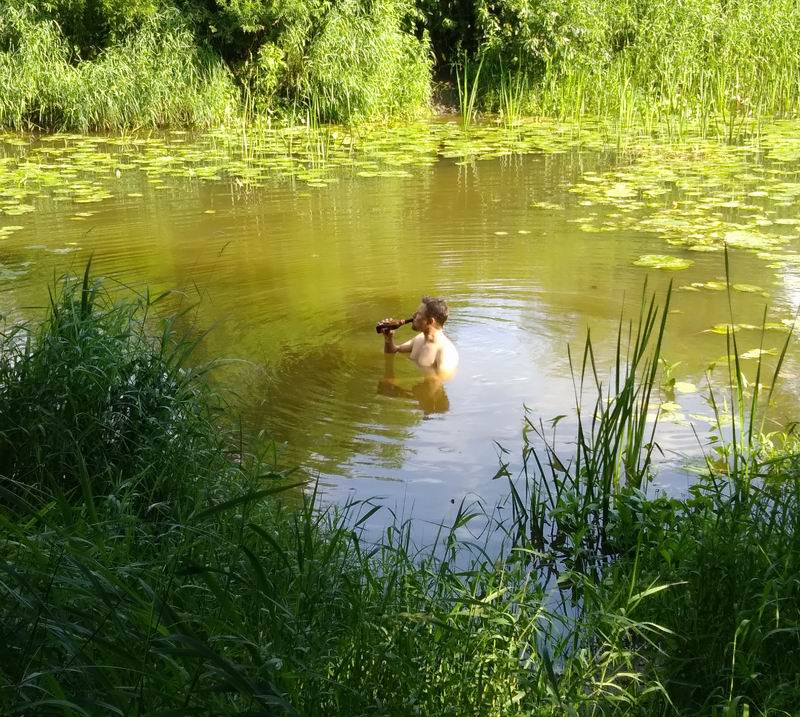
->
[2,123,799,534]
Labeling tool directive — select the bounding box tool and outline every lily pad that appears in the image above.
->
[740,348,778,360]
[606,183,637,199]
[633,254,693,270]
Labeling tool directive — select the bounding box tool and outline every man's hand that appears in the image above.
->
[382,319,397,353]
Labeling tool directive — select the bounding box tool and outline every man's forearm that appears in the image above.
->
[383,334,398,353]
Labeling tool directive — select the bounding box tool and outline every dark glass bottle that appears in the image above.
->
[375,317,413,334]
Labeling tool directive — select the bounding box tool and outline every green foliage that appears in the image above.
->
[203,0,432,122]
[0,265,229,517]
[610,473,800,712]
[3,0,800,129]
[29,0,160,54]
[302,0,431,122]
[429,0,800,127]
[0,0,431,129]
[455,52,483,129]
[0,4,236,131]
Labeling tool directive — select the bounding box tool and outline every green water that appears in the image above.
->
[2,121,800,530]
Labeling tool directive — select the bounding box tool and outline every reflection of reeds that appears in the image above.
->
[2,262,800,713]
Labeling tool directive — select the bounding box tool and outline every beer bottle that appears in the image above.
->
[375,317,414,334]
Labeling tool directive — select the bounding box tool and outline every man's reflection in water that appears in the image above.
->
[378,355,450,415]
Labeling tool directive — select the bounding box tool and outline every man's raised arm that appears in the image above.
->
[384,329,413,354]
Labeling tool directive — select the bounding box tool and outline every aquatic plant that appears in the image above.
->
[498,64,528,128]
[455,52,484,130]
[0,261,229,517]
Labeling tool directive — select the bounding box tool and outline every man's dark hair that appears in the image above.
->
[421,296,449,325]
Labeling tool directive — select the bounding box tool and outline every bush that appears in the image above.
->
[0,265,229,517]
[0,5,236,131]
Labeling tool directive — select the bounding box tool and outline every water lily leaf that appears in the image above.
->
[659,401,682,412]
[606,183,637,199]
[723,230,776,249]
[740,348,778,360]
[732,283,763,293]
[674,382,697,394]
[707,324,737,334]
[633,254,693,270]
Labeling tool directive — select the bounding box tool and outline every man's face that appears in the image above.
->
[411,302,429,331]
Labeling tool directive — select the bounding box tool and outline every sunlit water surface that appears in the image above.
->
[2,123,800,540]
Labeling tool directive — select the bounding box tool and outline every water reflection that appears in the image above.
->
[378,355,451,415]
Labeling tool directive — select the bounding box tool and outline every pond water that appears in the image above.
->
[2,121,800,538]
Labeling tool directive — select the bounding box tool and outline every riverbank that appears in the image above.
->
[2,0,800,132]
[1,267,798,715]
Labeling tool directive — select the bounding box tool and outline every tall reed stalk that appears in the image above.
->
[456,53,484,130]
[498,63,527,129]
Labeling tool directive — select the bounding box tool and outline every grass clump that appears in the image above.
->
[0,261,229,517]
[1,265,800,715]
[0,5,236,131]
[442,0,800,134]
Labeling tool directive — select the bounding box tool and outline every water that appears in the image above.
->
[2,123,800,537]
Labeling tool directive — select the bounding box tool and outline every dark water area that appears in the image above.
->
[2,122,800,540]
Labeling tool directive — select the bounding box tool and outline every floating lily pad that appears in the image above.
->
[633,254,693,270]
[606,183,637,199]
[740,348,778,360]
[707,324,739,334]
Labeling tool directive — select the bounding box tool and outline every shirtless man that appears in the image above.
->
[381,296,459,378]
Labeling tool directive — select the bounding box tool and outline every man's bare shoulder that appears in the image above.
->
[437,333,459,374]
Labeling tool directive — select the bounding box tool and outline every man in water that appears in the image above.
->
[381,296,459,378]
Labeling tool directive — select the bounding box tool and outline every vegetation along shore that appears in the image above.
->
[1,266,799,714]
[2,0,800,131]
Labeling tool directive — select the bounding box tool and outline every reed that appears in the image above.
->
[456,52,484,130]
[498,64,528,129]
[528,0,800,138]
[0,6,236,132]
